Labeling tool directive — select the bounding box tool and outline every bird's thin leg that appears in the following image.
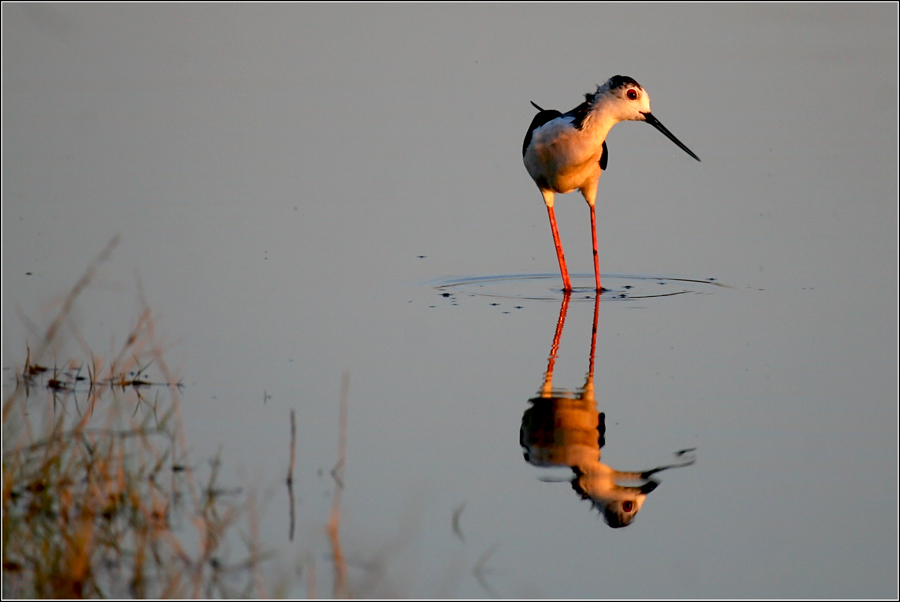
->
[589,203,602,292]
[581,182,602,293]
[546,204,572,292]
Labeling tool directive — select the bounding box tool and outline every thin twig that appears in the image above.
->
[452,502,466,543]
[287,409,297,485]
[287,409,297,542]
[327,372,349,598]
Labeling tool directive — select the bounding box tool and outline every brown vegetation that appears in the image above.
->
[2,238,266,598]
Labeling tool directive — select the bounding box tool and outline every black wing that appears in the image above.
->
[599,140,608,171]
[523,103,563,157]
[563,100,591,131]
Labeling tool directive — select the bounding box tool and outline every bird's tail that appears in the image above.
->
[530,100,544,112]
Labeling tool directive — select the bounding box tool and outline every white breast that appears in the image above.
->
[525,117,604,194]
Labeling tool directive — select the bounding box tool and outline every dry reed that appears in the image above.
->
[2,238,266,598]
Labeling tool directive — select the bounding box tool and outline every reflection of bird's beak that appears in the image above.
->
[641,112,701,162]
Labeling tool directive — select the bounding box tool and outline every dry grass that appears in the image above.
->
[2,238,268,598]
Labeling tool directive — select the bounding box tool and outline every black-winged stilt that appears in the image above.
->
[523,75,700,293]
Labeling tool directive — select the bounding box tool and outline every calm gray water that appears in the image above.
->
[3,4,897,598]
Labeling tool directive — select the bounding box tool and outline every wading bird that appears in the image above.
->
[523,75,700,292]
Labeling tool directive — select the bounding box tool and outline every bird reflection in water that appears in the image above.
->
[519,293,695,528]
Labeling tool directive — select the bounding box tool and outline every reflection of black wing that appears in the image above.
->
[599,140,608,171]
[597,412,606,449]
[523,104,563,157]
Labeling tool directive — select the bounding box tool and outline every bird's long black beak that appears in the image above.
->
[642,112,701,162]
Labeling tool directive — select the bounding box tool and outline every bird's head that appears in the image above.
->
[594,75,652,122]
[595,75,701,162]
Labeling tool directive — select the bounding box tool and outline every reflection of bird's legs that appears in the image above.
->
[541,291,571,397]
[583,292,600,396]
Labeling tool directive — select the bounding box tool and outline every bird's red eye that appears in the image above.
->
[627,89,638,101]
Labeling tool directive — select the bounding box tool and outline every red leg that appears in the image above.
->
[589,203,602,292]
[547,205,572,292]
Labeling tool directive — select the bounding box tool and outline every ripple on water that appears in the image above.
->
[430,273,728,302]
